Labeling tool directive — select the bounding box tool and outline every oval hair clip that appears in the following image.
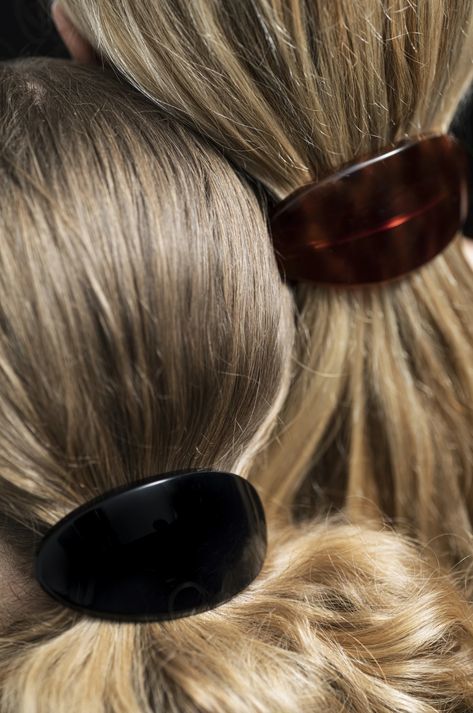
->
[270,134,469,286]
[35,470,267,622]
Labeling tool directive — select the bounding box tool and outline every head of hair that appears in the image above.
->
[0,57,294,528]
[0,57,473,711]
[59,0,473,577]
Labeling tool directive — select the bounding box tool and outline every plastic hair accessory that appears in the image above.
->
[35,470,267,622]
[270,135,469,286]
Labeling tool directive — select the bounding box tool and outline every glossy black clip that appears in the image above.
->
[35,470,267,622]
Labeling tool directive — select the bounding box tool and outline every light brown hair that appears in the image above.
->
[1,58,473,712]
[60,0,473,577]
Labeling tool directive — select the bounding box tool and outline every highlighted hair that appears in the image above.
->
[60,0,473,577]
[0,58,472,711]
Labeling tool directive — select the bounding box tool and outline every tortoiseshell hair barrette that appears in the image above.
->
[270,135,469,287]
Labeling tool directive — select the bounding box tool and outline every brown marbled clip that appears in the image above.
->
[270,135,469,286]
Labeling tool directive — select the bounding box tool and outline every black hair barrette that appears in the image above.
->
[35,469,267,622]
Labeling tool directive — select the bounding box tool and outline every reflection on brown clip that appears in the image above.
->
[270,135,469,287]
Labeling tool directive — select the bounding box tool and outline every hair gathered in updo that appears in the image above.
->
[59,0,473,585]
[0,57,472,712]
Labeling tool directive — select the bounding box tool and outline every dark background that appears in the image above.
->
[1,0,473,236]
[0,0,66,59]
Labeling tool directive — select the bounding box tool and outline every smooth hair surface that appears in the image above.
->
[1,58,473,712]
[0,58,294,527]
[59,0,473,577]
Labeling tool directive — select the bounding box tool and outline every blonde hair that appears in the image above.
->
[1,58,473,712]
[60,0,473,576]
[0,57,295,521]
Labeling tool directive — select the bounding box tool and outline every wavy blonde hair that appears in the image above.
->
[1,58,473,712]
[59,0,473,578]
